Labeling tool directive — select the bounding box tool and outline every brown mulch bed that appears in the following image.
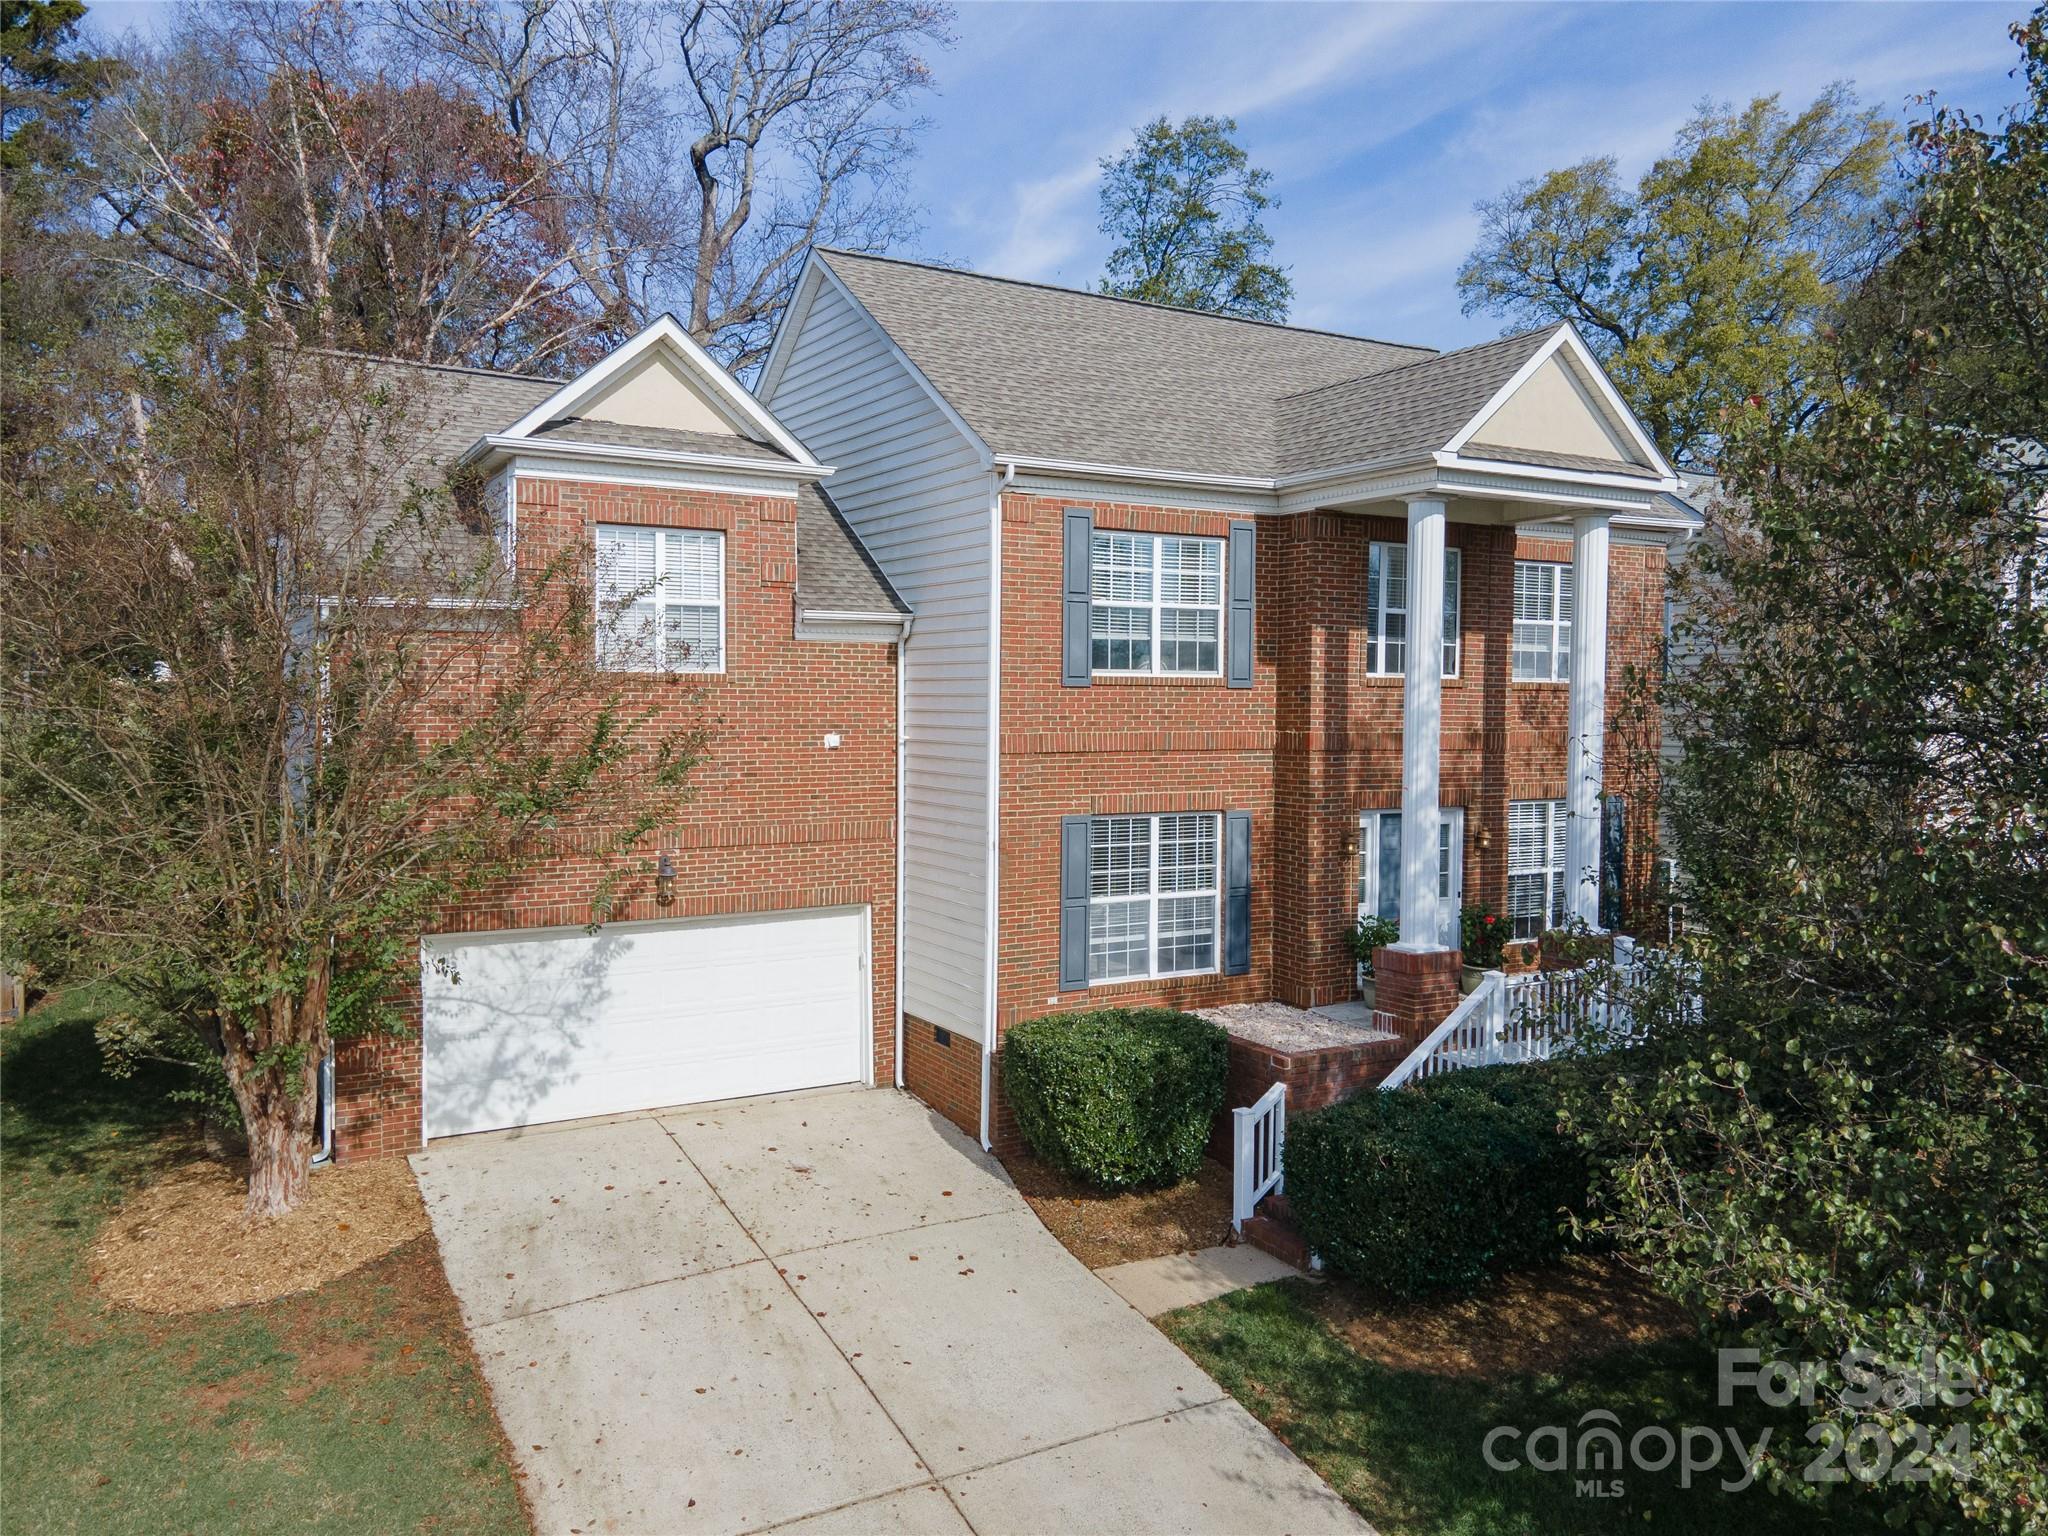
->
[1010,1154,1234,1269]
[91,1155,429,1314]
[1308,1252,1691,1380]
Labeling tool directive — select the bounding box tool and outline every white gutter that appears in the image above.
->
[458,433,835,481]
[980,461,1018,1150]
[1000,447,1687,518]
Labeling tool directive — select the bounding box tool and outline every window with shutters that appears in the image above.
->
[595,525,725,673]
[1512,560,1573,681]
[1507,799,1569,939]
[1090,532,1224,676]
[1366,543,1461,677]
[1087,813,1220,981]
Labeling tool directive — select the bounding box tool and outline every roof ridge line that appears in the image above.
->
[815,247,1440,355]
[1274,324,1563,405]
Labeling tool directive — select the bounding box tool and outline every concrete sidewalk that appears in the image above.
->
[413,1087,1370,1536]
[1096,1243,1305,1317]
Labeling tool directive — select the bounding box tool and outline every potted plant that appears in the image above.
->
[1345,914,1400,1008]
[1458,903,1506,991]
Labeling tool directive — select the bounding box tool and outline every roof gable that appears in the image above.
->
[498,314,818,467]
[1275,328,1557,478]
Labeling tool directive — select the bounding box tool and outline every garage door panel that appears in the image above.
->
[424,909,867,1139]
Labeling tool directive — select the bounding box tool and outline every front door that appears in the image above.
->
[1357,807,1464,949]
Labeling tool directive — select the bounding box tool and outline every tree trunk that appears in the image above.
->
[224,960,331,1221]
[245,1097,314,1219]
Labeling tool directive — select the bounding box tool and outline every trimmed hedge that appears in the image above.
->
[1284,1064,1586,1299]
[1002,1007,1228,1190]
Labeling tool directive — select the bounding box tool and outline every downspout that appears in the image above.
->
[980,459,1017,1150]
[894,611,911,1089]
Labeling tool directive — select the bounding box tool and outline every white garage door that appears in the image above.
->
[422,907,868,1139]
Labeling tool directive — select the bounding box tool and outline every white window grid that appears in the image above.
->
[1356,809,1463,947]
[1513,561,1573,682]
[1090,532,1224,676]
[1366,543,1461,678]
[1087,813,1221,981]
[595,525,725,674]
[1506,798,1569,940]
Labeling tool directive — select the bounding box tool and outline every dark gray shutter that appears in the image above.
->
[1223,809,1252,975]
[1600,794,1627,930]
[1059,814,1092,990]
[1226,520,1256,687]
[1062,507,1093,688]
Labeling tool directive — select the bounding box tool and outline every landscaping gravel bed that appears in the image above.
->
[1197,1001,1398,1053]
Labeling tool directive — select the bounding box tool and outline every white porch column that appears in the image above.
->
[1396,496,1446,950]
[1566,512,1611,928]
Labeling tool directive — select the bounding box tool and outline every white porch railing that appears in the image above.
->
[1381,936,1679,1090]
[1231,1081,1286,1235]
[1379,970,1508,1090]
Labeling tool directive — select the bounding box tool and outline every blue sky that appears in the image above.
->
[908,2,2029,346]
[88,1,2030,350]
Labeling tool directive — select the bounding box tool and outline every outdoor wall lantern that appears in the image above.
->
[1476,824,1494,853]
[655,854,675,907]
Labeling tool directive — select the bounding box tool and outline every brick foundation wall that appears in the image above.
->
[1206,1031,1413,1162]
[992,490,1667,1133]
[902,1014,981,1140]
[332,471,899,1161]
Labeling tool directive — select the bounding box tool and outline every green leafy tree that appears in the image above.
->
[1,0,129,487]
[1097,113,1290,320]
[1573,16,2048,1525]
[1,325,705,1217]
[1458,85,1896,467]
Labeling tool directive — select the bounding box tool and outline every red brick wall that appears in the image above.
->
[332,472,899,1160]
[901,1014,981,1140]
[972,490,1665,1156]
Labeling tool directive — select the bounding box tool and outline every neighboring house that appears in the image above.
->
[758,250,1700,1155]
[331,319,909,1159]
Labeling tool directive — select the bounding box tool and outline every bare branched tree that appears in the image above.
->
[93,2,607,369]
[390,0,953,371]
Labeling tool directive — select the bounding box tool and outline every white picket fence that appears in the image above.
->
[1230,1081,1286,1234]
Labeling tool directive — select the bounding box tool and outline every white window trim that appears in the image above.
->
[1356,808,1464,948]
[595,523,728,675]
[1366,542,1461,679]
[1507,798,1570,940]
[1089,531,1226,678]
[1513,559,1573,683]
[1087,812,1223,983]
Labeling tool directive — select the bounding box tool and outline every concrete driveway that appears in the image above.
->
[412,1086,1368,1536]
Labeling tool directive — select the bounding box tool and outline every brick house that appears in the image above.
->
[758,251,1699,1155]
[331,318,909,1160]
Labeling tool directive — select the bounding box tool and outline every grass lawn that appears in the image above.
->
[1,988,528,1536]
[1161,1278,1896,1536]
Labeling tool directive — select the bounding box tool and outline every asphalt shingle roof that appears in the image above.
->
[817,250,1435,478]
[1275,328,1559,476]
[815,253,1659,484]
[797,482,909,615]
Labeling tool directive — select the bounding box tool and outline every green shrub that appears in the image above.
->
[1285,1065,1586,1299]
[1002,1007,1228,1190]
